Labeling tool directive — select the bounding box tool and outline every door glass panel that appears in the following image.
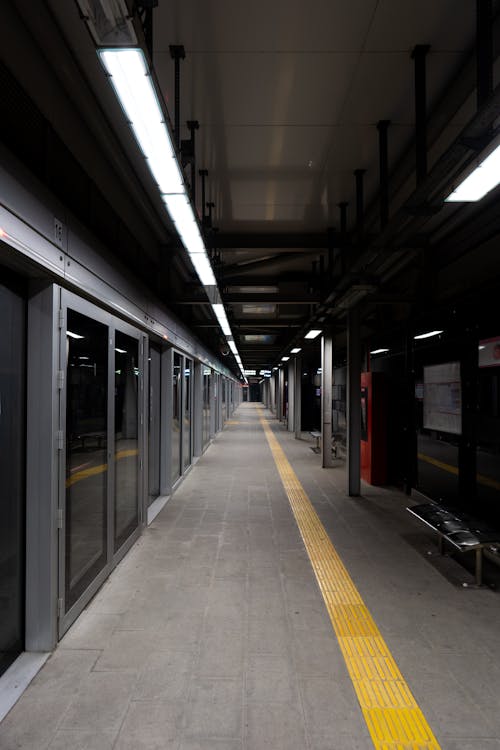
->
[0,280,25,676]
[65,309,108,611]
[114,331,139,551]
[148,345,161,505]
[183,358,192,470]
[172,352,181,484]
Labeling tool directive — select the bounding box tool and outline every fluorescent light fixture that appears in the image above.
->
[76,0,137,46]
[67,331,84,339]
[414,330,443,340]
[190,253,217,286]
[228,341,238,355]
[162,194,205,254]
[281,356,290,362]
[98,49,185,195]
[370,348,389,355]
[291,347,302,354]
[244,369,256,375]
[212,304,232,336]
[305,329,322,339]
[115,347,127,354]
[445,143,500,202]
[78,356,89,360]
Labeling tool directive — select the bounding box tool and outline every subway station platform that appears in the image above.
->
[1,403,500,750]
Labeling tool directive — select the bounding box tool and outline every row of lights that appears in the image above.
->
[97,47,246,382]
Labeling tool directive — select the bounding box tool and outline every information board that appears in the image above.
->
[423,362,461,435]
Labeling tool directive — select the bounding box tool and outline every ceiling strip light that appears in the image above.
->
[445,143,500,202]
[305,329,322,339]
[414,330,443,340]
[98,47,245,376]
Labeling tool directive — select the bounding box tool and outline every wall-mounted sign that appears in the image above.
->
[479,337,500,368]
[423,362,461,435]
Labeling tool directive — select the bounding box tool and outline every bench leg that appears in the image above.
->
[475,549,483,587]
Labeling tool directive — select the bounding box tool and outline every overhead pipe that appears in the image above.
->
[411,45,430,186]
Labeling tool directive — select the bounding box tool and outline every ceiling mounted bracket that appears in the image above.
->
[169,44,186,152]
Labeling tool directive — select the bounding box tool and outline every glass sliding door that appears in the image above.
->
[148,344,161,505]
[65,309,108,611]
[183,358,192,470]
[172,352,182,484]
[114,331,140,551]
[0,277,26,676]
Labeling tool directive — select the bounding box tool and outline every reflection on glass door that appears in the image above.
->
[114,331,139,551]
[183,358,192,470]
[172,352,181,484]
[148,345,161,505]
[0,279,25,676]
[65,309,108,611]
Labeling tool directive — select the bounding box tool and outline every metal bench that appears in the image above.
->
[309,430,338,457]
[407,501,500,586]
[309,431,321,453]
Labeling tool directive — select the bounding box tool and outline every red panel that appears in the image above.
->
[360,372,387,485]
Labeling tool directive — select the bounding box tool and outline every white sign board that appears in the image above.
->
[423,362,461,435]
[479,337,500,368]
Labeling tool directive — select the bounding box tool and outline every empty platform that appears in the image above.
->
[1,403,500,750]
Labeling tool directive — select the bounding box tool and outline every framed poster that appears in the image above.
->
[423,362,461,435]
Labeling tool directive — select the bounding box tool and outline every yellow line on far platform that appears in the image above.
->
[258,408,441,750]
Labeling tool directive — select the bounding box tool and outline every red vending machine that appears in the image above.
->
[360,371,388,485]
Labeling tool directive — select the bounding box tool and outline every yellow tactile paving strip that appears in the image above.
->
[418,451,500,492]
[66,448,138,488]
[258,408,441,750]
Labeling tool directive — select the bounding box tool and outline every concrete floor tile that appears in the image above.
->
[196,629,244,678]
[133,650,192,701]
[47,730,116,749]
[30,648,101,693]
[248,617,291,655]
[179,742,242,750]
[59,672,136,733]
[293,632,345,676]
[114,700,182,749]
[184,679,243,739]
[299,677,361,737]
[0,692,74,750]
[246,655,297,703]
[93,629,152,672]
[245,702,306,750]
[59,613,121,650]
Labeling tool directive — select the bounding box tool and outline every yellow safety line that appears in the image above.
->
[418,452,500,492]
[66,448,138,488]
[258,408,441,750]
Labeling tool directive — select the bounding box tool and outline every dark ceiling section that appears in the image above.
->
[5,1,500,378]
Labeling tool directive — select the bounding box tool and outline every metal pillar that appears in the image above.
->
[294,355,302,439]
[209,371,216,439]
[287,362,295,432]
[321,333,334,468]
[186,120,199,206]
[347,306,361,495]
[411,45,430,186]
[377,120,390,229]
[477,0,493,109]
[278,367,285,422]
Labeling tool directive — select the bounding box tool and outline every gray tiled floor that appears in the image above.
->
[2,403,500,749]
